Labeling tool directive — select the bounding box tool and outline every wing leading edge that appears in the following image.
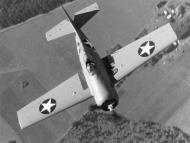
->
[17,73,90,129]
[103,23,177,82]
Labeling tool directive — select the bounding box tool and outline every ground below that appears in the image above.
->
[59,111,190,143]
[1,0,190,143]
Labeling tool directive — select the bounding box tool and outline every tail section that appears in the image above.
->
[74,2,99,29]
[45,2,99,41]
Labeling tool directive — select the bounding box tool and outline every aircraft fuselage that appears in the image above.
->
[75,31,118,111]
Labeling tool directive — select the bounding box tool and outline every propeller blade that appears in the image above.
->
[88,104,102,111]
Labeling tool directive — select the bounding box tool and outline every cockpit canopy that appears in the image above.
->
[86,60,96,74]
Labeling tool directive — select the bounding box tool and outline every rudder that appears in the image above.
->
[45,2,99,42]
[74,2,99,29]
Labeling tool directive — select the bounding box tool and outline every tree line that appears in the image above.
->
[0,0,73,28]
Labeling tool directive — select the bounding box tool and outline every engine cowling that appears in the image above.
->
[90,74,119,111]
[101,98,118,111]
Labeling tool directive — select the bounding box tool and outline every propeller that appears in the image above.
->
[88,104,102,111]
[89,103,123,120]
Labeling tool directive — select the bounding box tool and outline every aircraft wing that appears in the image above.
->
[17,73,90,129]
[103,23,178,82]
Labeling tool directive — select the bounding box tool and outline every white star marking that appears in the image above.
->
[41,99,56,113]
[139,41,155,56]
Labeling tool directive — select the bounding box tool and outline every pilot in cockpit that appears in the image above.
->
[86,59,96,75]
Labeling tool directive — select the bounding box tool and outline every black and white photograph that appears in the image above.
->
[0,0,190,142]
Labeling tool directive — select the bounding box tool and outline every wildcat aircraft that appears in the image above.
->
[17,2,177,129]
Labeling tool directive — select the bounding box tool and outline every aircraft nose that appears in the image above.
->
[108,104,114,111]
[102,98,118,111]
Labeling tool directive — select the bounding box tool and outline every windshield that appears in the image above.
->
[86,60,96,74]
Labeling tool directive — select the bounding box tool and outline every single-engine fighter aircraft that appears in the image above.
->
[17,2,177,129]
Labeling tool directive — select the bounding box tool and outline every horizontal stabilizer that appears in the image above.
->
[74,2,99,29]
[45,19,74,41]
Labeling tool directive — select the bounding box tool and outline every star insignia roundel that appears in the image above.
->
[39,98,56,114]
[138,41,155,57]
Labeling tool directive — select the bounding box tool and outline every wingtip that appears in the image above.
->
[74,2,100,16]
[17,110,25,130]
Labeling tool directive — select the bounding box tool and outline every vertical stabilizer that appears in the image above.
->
[74,2,99,29]
[45,2,99,41]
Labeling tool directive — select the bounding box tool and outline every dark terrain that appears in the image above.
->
[0,0,73,28]
[60,111,190,143]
